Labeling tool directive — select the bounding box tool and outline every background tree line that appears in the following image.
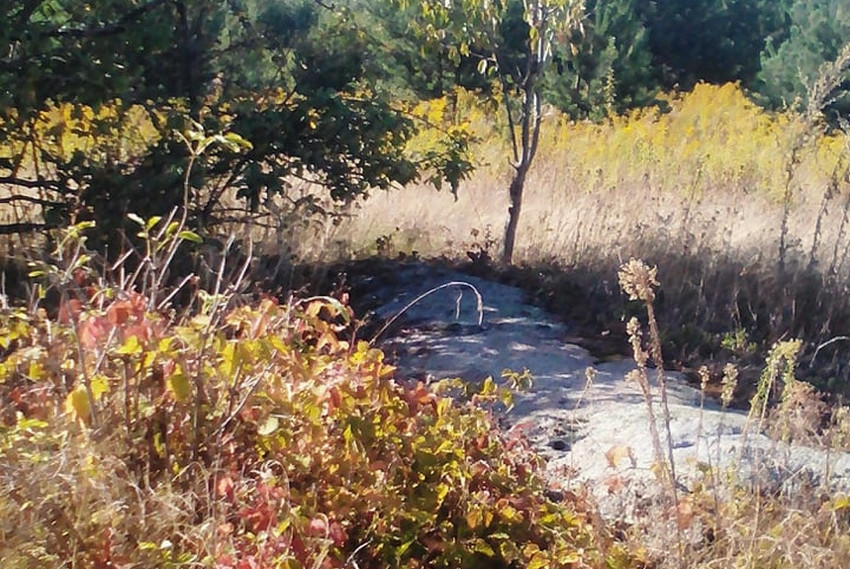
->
[1,0,849,260]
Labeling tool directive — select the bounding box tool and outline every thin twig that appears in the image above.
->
[369,281,484,346]
[810,336,850,367]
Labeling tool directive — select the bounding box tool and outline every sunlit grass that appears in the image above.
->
[319,83,850,380]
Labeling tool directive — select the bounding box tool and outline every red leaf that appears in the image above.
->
[329,521,347,547]
[58,298,83,324]
[217,476,235,500]
[79,315,110,349]
[306,517,327,537]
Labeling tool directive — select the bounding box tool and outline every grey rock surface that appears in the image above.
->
[371,262,850,516]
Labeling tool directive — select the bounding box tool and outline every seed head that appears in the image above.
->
[720,363,739,409]
[618,259,659,303]
[698,366,710,393]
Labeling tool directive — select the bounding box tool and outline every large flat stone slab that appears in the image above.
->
[369,262,850,514]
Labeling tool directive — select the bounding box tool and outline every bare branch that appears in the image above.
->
[0,194,63,207]
[0,222,55,235]
[0,176,61,191]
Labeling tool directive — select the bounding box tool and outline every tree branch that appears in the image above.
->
[0,176,60,191]
[0,222,55,235]
[0,194,63,207]
[495,55,521,166]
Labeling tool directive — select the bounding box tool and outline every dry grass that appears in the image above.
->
[610,259,850,569]
[308,83,850,394]
[6,83,850,568]
[290,75,850,569]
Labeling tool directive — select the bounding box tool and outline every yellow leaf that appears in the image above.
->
[499,504,520,523]
[153,432,165,457]
[526,552,549,569]
[117,335,142,355]
[66,385,91,424]
[466,507,482,530]
[27,360,44,381]
[221,342,238,378]
[605,444,636,469]
[258,416,280,436]
[90,374,109,399]
[168,373,191,402]
[831,495,850,511]
[481,376,495,395]
[435,483,449,506]
[157,337,174,352]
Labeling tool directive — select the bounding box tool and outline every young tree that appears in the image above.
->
[545,0,657,118]
[392,0,586,264]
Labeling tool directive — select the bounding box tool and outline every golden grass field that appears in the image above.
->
[289,83,850,382]
[326,83,846,268]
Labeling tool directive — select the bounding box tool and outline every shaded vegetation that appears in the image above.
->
[0,221,627,568]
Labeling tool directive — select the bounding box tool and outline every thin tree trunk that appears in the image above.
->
[501,81,541,264]
[502,162,530,264]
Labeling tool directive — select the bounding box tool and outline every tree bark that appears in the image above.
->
[501,80,542,264]
[502,162,529,264]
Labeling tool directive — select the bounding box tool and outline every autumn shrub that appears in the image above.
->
[0,219,628,568]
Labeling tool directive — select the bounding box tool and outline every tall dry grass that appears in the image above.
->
[615,259,850,569]
[314,82,850,389]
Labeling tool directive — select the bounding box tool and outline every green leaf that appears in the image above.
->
[396,538,416,557]
[177,230,202,244]
[127,213,146,227]
[471,539,495,557]
[224,132,253,150]
[167,374,191,402]
[145,216,162,232]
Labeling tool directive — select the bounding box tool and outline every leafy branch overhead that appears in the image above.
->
[2,0,848,256]
[0,0,474,246]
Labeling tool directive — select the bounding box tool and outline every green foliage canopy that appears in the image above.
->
[0,0,472,246]
[758,0,850,119]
